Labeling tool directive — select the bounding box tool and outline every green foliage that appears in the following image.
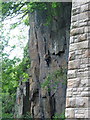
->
[2,56,19,117]
[21,112,32,119]
[52,112,65,120]
[2,2,28,20]
[1,5,31,117]
[23,15,29,26]
[2,36,30,118]
[2,29,21,94]
[1,2,63,118]
[2,93,16,118]
[44,3,62,26]
[10,22,21,29]
[2,57,20,93]
[41,67,67,91]
[52,3,57,8]
[2,2,62,27]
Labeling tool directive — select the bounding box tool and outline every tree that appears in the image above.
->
[2,36,30,118]
[1,2,62,118]
[1,17,30,118]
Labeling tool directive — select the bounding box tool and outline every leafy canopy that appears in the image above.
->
[2,2,61,26]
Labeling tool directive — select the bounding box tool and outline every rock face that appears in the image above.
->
[65,1,90,119]
[15,80,30,118]
[29,3,72,118]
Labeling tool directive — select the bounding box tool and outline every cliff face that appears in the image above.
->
[15,3,72,119]
[29,3,72,118]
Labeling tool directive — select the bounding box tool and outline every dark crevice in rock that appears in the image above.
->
[48,90,56,119]
[38,53,40,65]
[35,29,37,39]
[56,50,65,56]
[44,50,51,67]
[44,37,47,54]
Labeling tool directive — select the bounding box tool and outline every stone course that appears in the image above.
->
[65,1,90,119]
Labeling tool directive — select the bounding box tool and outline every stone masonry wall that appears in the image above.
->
[65,1,90,119]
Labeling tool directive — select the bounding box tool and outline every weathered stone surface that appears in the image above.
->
[76,97,88,107]
[29,3,72,119]
[15,81,30,118]
[70,27,84,36]
[65,108,75,118]
[68,60,80,70]
[69,52,75,61]
[69,40,88,51]
[65,1,90,119]
[74,108,89,118]
[67,70,76,78]
[66,98,76,108]
[78,33,87,41]
[67,78,80,88]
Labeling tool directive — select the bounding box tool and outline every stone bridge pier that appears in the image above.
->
[65,0,90,119]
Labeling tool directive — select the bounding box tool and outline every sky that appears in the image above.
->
[3,15,29,60]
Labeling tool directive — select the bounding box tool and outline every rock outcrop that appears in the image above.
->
[15,79,30,118]
[29,3,72,119]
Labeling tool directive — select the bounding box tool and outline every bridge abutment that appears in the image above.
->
[65,1,90,119]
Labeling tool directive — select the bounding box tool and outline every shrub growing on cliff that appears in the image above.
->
[41,67,67,91]
[52,112,65,120]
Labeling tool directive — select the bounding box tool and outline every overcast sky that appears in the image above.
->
[3,16,29,59]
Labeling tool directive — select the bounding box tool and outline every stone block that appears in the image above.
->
[79,21,88,27]
[71,22,78,28]
[66,88,73,97]
[75,49,82,55]
[69,52,76,61]
[67,78,80,88]
[65,108,75,118]
[76,97,88,107]
[67,70,76,78]
[80,78,88,87]
[81,3,89,12]
[85,49,90,58]
[68,60,80,70]
[66,98,76,108]
[81,91,90,97]
[70,36,74,43]
[69,40,88,51]
[77,71,89,78]
[78,33,87,41]
[85,26,90,33]
[75,108,89,118]
[72,15,78,22]
[72,7,80,15]
[73,0,90,6]
[70,27,84,36]
[84,87,90,91]
[80,58,89,64]
[67,91,73,97]
[79,12,89,20]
